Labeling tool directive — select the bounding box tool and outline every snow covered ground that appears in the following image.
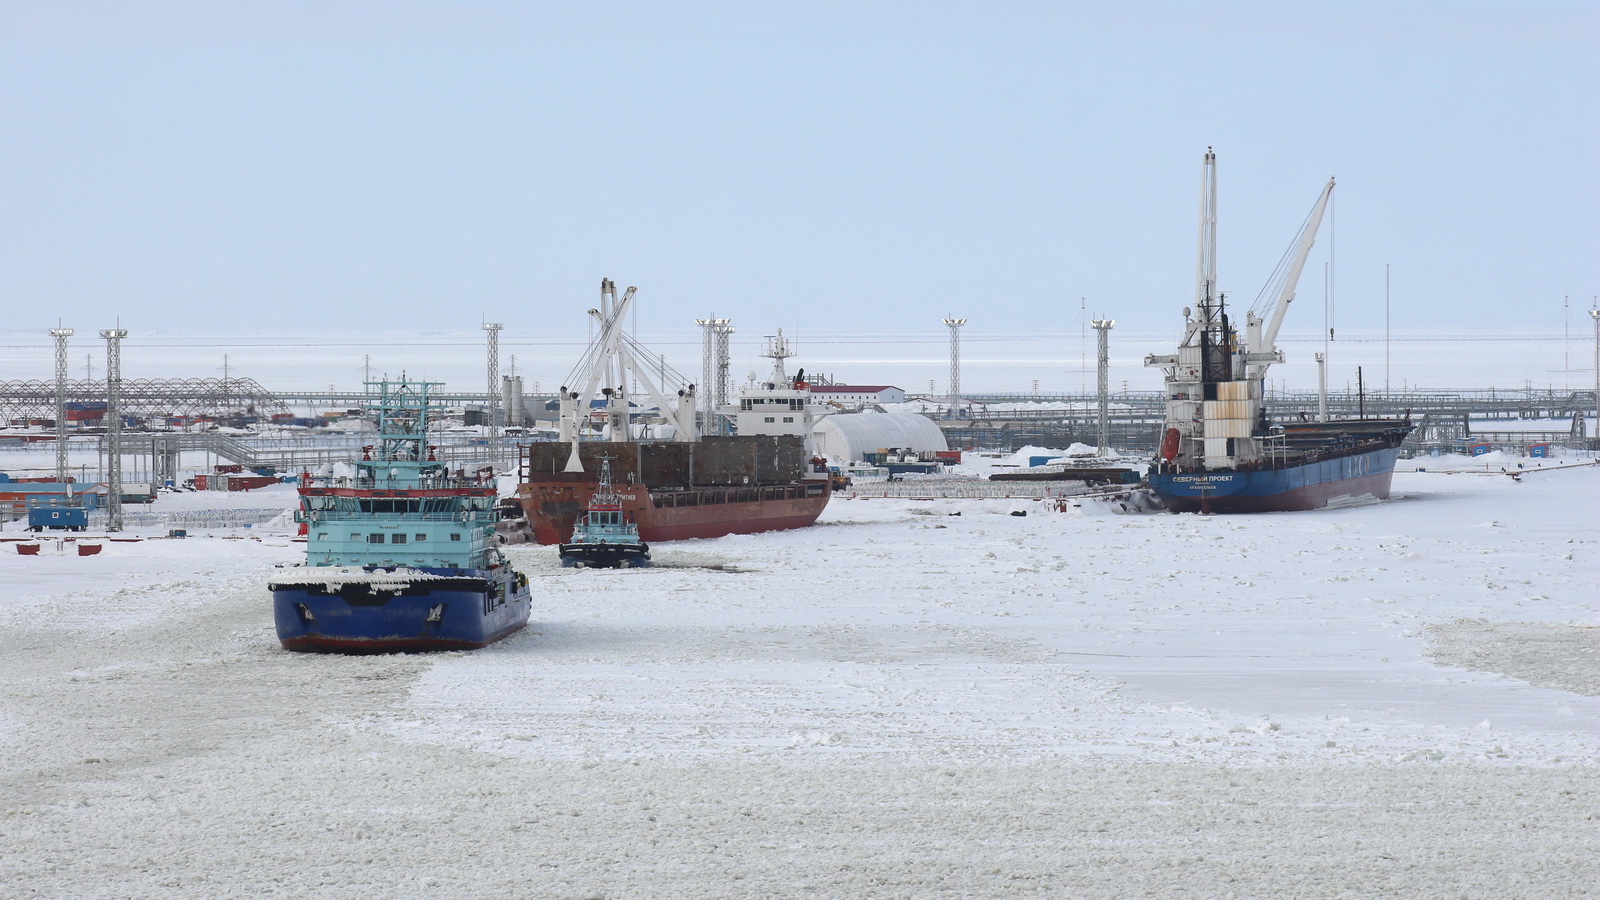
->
[2,462,1596,898]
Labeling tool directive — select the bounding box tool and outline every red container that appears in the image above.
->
[17,543,40,555]
[77,543,102,556]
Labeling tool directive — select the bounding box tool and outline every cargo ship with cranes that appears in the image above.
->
[511,279,832,544]
[1144,150,1413,513]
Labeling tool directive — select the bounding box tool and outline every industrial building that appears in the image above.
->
[807,384,907,407]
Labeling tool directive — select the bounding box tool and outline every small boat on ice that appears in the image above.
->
[559,456,650,568]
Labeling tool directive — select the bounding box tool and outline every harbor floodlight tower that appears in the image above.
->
[100,327,128,532]
[50,326,73,486]
[1590,305,1599,441]
[943,317,966,419]
[695,316,734,436]
[483,322,503,444]
[1092,318,1115,454]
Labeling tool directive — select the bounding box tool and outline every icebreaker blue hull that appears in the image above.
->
[271,568,531,653]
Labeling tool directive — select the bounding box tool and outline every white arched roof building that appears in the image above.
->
[811,411,948,463]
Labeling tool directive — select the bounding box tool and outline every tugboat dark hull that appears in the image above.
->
[271,569,531,653]
[558,541,651,569]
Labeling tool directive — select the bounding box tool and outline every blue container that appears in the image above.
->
[28,506,88,530]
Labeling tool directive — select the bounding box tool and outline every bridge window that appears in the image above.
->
[451,533,462,541]
[368,533,385,543]
[415,534,428,541]
[391,534,407,544]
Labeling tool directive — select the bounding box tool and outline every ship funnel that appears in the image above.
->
[563,440,584,473]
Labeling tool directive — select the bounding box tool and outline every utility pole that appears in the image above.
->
[1092,319,1115,454]
[50,326,73,486]
[101,327,128,532]
[943,317,966,419]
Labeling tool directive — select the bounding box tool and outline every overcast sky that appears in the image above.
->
[1,1,1596,391]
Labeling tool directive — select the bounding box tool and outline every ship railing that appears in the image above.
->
[87,508,289,530]
[301,475,497,491]
[296,510,496,523]
[844,480,1100,500]
[649,483,822,508]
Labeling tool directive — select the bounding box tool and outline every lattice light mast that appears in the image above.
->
[1092,319,1115,454]
[1590,306,1599,441]
[695,316,734,436]
[713,321,733,429]
[942,317,966,419]
[50,327,73,486]
[483,323,502,444]
[100,328,128,532]
[695,317,721,435]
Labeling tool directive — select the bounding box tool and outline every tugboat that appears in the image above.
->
[558,456,650,568]
[270,378,532,652]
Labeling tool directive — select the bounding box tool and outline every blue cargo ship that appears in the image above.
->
[270,378,531,652]
[1144,150,1412,513]
[1148,419,1412,512]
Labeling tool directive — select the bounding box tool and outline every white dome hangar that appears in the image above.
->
[810,411,948,464]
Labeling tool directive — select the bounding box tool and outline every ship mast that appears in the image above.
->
[763,329,796,386]
[1196,147,1217,310]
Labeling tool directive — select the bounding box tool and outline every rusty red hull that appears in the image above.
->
[518,476,831,545]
